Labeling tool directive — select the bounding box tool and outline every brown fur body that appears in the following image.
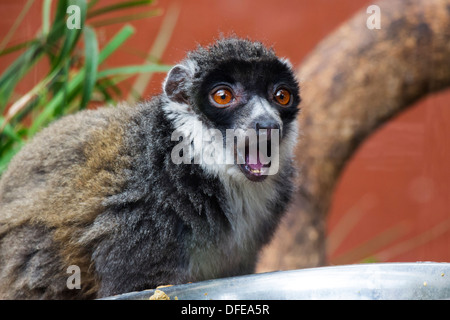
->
[0,107,132,298]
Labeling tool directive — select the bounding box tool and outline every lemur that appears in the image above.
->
[0,38,300,299]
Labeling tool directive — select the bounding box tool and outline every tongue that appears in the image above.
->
[249,162,264,171]
[246,153,264,172]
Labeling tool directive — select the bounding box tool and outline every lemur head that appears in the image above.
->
[163,38,300,182]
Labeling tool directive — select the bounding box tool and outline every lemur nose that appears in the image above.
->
[255,120,280,140]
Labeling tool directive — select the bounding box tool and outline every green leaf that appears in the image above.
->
[0,39,37,57]
[0,0,34,53]
[0,116,25,175]
[97,77,123,99]
[87,0,99,9]
[29,70,85,136]
[42,0,52,36]
[59,59,71,116]
[50,0,87,69]
[46,0,69,46]
[2,62,66,128]
[0,143,25,174]
[0,0,170,174]
[0,44,40,90]
[0,43,43,110]
[80,26,99,109]
[29,25,135,135]
[97,64,171,78]
[53,0,70,26]
[89,9,161,28]
[0,116,23,143]
[87,0,153,18]
[98,24,135,63]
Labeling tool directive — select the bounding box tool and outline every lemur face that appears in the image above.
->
[164,38,300,182]
[196,58,300,131]
[196,58,300,181]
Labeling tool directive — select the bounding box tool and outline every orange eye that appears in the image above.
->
[212,88,233,106]
[274,88,291,106]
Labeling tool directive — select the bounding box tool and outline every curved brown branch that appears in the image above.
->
[258,0,450,271]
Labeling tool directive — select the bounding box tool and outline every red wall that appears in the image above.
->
[1,0,449,265]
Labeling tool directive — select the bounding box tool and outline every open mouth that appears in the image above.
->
[238,136,272,182]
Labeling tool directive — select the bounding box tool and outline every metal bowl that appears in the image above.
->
[103,262,450,300]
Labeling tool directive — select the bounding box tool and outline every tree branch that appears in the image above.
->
[258,0,450,271]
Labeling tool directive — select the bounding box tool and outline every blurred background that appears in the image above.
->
[1,0,449,269]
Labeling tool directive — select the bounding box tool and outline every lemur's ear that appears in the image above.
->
[164,65,191,104]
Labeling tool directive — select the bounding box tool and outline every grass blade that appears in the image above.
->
[51,0,87,69]
[0,143,25,174]
[57,59,71,116]
[97,64,171,78]
[0,43,41,89]
[0,117,23,143]
[0,39,38,57]
[46,0,69,46]
[98,24,135,63]
[42,0,52,36]
[0,44,43,110]
[89,9,161,28]
[29,25,135,135]
[80,26,99,109]
[0,0,34,52]
[29,70,84,136]
[1,62,65,132]
[87,0,153,18]
[87,0,99,9]
[0,0,169,174]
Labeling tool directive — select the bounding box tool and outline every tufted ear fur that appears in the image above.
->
[163,65,192,104]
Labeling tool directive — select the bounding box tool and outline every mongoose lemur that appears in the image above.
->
[0,38,300,299]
